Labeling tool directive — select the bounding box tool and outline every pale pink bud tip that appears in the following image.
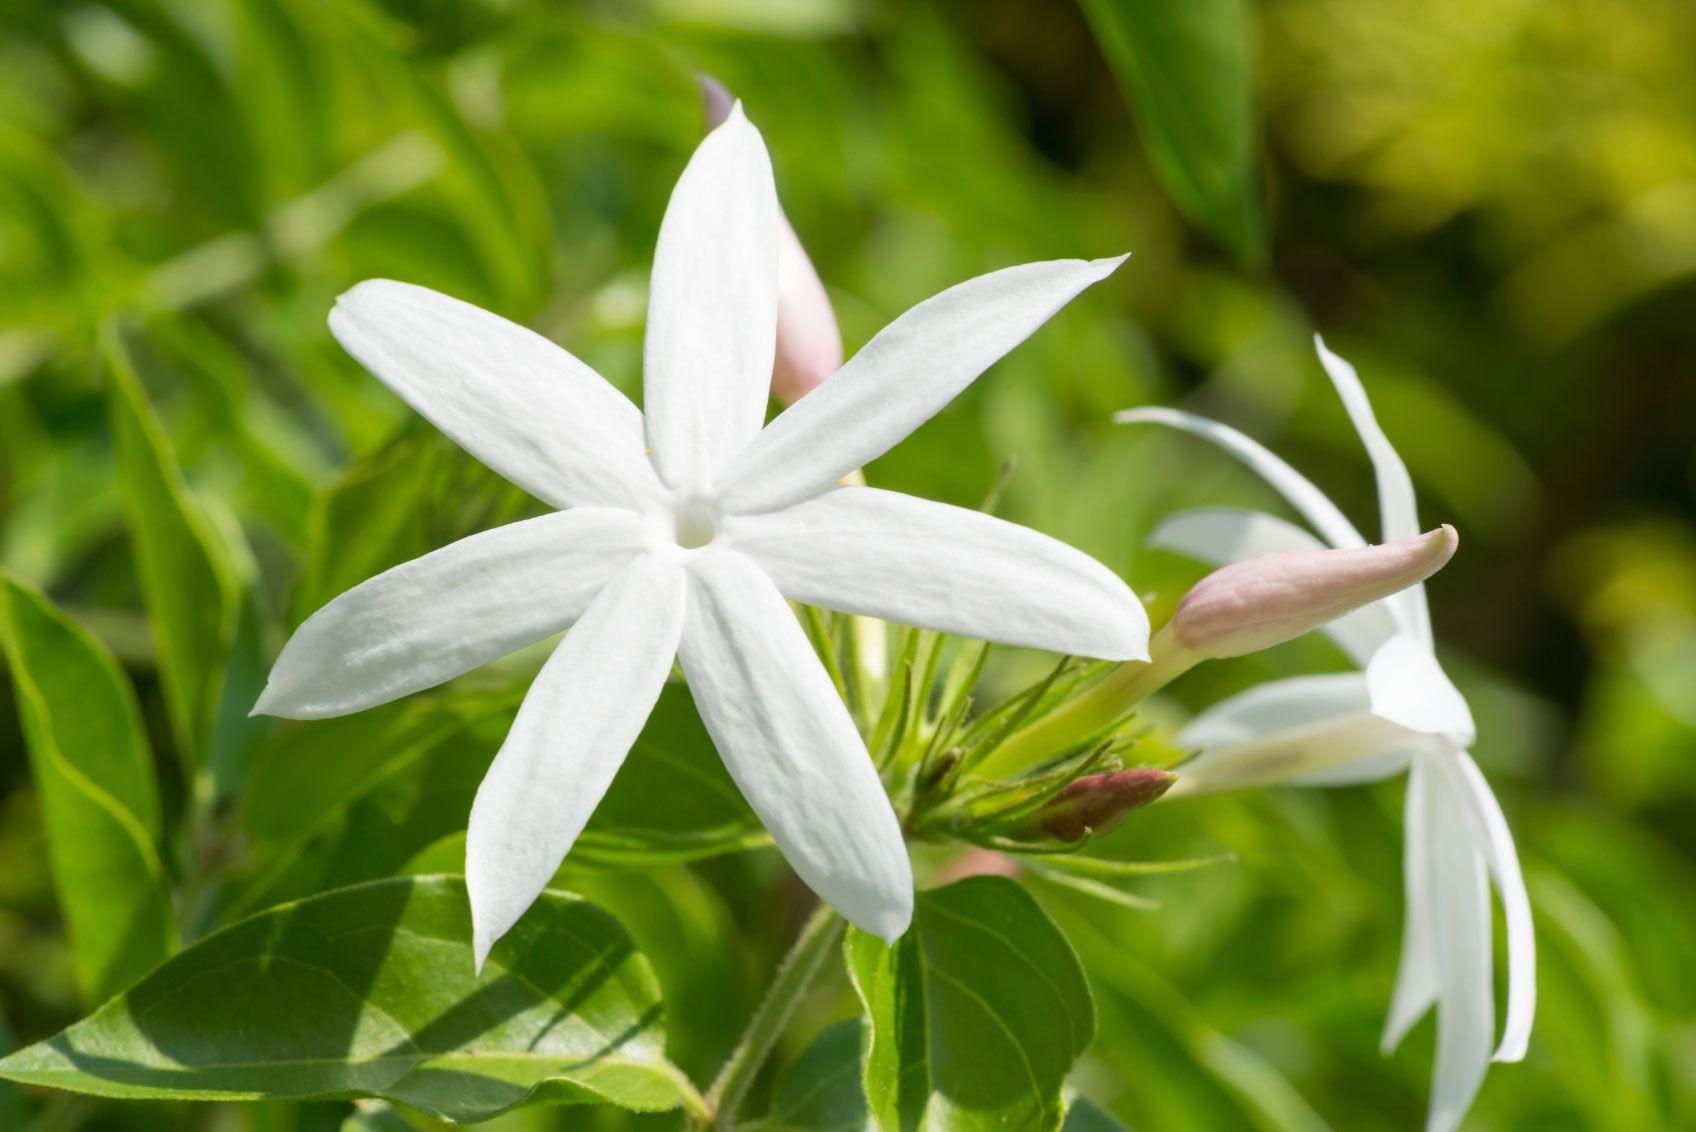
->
[698,73,735,131]
[1172,525,1459,660]
[1037,767,1178,842]
[696,72,843,404]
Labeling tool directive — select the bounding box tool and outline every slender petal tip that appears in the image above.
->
[1093,252,1132,276]
[697,72,734,130]
[1172,525,1458,660]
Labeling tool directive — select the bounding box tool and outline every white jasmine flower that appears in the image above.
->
[254,105,1147,965]
[1119,336,1533,1132]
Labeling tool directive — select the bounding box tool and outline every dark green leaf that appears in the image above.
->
[0,576,175,1005]
[0,1002,21,1129]
[1063,1097,1128,1130]
[0,876,691,1122]
[288,436,431,627]
[106,326,266,794]
[574,682,762,867]
[227,683,760,921]
[749,1019,874,1132]
[845,876,1095,1132]
[339,1099,420,1132]
[1080,0,1262,259]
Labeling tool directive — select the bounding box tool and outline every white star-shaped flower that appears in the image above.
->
[254,105,1149,965]
[1120,336,1533,1132]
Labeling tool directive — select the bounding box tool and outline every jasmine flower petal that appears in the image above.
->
[254,508,650,719]
[729,485,1149,660]
[721,256,1128,514]
[467,555,686,970]
[676,548,912,941]
[1315,334,1431,641]
[1366,632,1476,746]
[1172,674,1418,796]
[1424,754,1495,1132]
[1452,751,1536,1062]
[329,280,661,510]
[1384,758,1440,1052]
[1118,405,1369,552]
[643,102,780,492]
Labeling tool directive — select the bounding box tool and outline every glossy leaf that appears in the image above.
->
[0,576,175,1005]
[1080,0,1262,259]
[1064,1097,1130,1131]
[106,326,266,793]
[749,1019,875,1132]
[227,683,761,921]
[845,876,1095,1132]
[0,876,689,1122]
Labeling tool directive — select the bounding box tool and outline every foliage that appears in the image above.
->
[1,1,1693,1130]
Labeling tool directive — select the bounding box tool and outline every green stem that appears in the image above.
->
[704,902,844,1129]
[977,626,1196,777]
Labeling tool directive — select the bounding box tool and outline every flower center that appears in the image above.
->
[671,496,720,549]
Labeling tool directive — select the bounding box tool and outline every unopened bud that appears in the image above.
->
[699,74,843,404]
[1171,526,1458,660]
[1033,767,1177,842]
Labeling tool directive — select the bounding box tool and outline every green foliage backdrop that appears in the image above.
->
[2,0,1694,1129]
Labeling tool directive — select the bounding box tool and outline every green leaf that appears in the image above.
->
[339,1099,420,1132]
[749,1019,875,1132]
[0,876,691,1122]
[1080,0,1262,259]
[223,695,521,922]
[105,325,266,794]
[1063,1097,1128,1131]
[0,1002,21,1130]
[0,575,176,1005]
[845,876,1095,1132]
[227,683,760,921]
[288,436,431,628]
[573,682,762,867]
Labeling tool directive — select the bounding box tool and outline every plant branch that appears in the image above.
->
[703,901,844,1129]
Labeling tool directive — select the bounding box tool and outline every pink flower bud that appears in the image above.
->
[1171,525,1459,660]
[1035,767,1177,842]
[699,74,843,404]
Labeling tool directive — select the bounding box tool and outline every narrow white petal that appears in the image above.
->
[677,548,912,939]
[1423,754,1496,1132]
[1291,748,1415,787]
[1367,633,1476,746]
[1453,750,1536,1062]
[1171,675,1422,796]
[1314,334,1431,640]
[467,555,685,969]
[728,485,1148,660]
[255,508,651,720]
[1117,407,1367,551]
[1313,335,1421,546]
[1150,507,1401,664]
[1384,757,1440,1052]
[720,256,1127,513]
[330,281,661,510]
[643,102,780,492]
[1179,672,1373,746]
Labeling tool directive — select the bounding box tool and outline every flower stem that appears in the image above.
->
[976,625,1196,777]
[703,901,844,1129]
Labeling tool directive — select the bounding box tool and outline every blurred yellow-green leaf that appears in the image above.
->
[0,576,175,1006]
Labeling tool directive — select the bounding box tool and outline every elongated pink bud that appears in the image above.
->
[1171,525,1458,660]
[700,74,843,404]
[1035,767,1177,842]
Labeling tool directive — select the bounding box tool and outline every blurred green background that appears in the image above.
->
[2,0,1695,1129]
